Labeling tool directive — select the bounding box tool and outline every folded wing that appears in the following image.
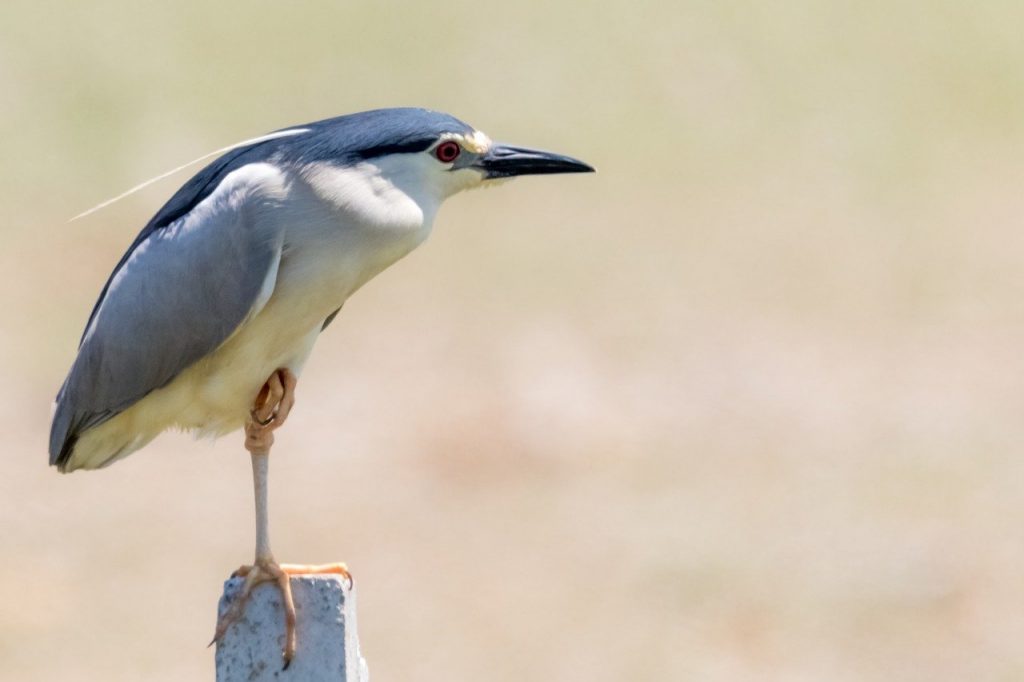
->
[50,162,291,470]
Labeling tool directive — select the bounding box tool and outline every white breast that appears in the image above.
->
[181,156,443,427]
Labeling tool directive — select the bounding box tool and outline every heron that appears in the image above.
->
[49,107,593,664]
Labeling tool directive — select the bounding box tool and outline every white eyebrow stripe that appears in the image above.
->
[69,127,311,222]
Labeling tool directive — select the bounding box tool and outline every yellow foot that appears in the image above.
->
[211,560,351,668]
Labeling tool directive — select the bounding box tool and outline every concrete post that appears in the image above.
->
[215,575,369,681]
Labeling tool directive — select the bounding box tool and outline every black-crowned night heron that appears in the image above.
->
[49,107,593,665]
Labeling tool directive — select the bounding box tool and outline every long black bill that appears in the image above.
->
[475,144,595,179]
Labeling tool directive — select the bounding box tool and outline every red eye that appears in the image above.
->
[434,141,461,163]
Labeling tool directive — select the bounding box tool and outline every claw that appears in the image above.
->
[250,408,275,427]
[211,558,298,665]
[212,561,352,665]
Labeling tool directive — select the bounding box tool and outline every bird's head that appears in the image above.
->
[292,108,594,221]
[407,117,596,198]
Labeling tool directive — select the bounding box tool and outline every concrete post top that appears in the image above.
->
[215,575,369,682]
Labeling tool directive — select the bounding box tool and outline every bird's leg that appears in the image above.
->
[211,368,350,668]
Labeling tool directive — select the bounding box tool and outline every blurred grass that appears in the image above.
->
[4,1,1024,680]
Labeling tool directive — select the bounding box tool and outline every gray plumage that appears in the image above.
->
[50,172,287,467]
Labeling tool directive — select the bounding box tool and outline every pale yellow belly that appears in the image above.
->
[68,295,328,470]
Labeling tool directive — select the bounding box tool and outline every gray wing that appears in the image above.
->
[50,163,289,469]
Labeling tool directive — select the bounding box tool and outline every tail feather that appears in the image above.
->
[49,392,77,471]
[50,390,124,472]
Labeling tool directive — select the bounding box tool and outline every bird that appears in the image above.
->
[49,107,593,665]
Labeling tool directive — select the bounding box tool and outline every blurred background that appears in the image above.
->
[3,1,1024,680]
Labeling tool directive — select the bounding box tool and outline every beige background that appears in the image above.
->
[3,2,1024,680]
